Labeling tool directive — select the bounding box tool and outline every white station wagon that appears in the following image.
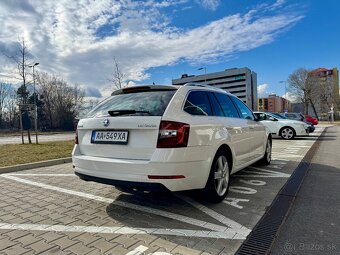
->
[73,84,272,202]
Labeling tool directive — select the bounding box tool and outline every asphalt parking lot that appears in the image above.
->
[0,126,325,255]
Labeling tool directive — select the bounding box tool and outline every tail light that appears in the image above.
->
[75,130,78,144]
[157,121,190,148]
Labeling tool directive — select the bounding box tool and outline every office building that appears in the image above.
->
[172,67,258,110]
[258,93,291,112]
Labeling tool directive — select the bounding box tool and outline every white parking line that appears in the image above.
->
[234,167,291,178]
[0,222,243,239]
[1,174,115,204]
[7,174,75,176]
[125,245,149,255]
[0,174,249,239]
[175,194,250,234]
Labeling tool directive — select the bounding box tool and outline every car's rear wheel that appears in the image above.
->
[203,150,230,203]
[258,138,272,165]
[280,127,295,140]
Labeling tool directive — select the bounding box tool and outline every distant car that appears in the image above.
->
[73,84,272,203]
[277,112,315,133]
[281,112,305,122]
[305,114,318,125]
[254,111,309,140]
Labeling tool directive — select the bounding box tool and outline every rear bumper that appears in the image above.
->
[75,172,168,192]
[72,146,211,192]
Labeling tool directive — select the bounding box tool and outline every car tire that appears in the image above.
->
[258,138,272,165]
[280,127,295,140]
[202,150,230,203]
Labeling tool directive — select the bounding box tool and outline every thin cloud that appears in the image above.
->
[196,0,220,11]
[0,0,304,96]
[258,83,269,97]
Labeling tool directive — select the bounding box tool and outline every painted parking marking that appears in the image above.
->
[0,174,250,239]
[233,167,291,178]
[1,174,115,204]
[0,222,242,239]
[125,245,173,255]
[0,128,325,254]
[175,194,250,234]
[229,186,257,194]
[126,245,149,255]
[239,179,266,186]
[7,174,75,176]
[223,198,250,209]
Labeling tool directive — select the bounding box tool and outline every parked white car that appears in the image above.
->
[253,112,309,140]
[73,84,272,202]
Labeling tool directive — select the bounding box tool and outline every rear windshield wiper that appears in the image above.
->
[108,109,151,116]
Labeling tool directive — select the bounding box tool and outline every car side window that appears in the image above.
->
[255,113,267,120]
[183,91,212,116]
[207,92,224,117]
[213,92,240,118]
[230,96,255,120]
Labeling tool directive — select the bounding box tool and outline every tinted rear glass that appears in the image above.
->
[183,91,212,116]
[87,90,176,117]
[214,92,240,118]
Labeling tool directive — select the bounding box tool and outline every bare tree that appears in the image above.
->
[4,38,34,104]
[287,68,318,117]
[36,72,85,130]
[3,38,34,142]
[0,81,10,127]
[316,74,338,113]
[109,57,126,91]
[0,82,18,129]
[5,90,18,129]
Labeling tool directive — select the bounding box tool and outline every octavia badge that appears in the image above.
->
[103,118,110,127]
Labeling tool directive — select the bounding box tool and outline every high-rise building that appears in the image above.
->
[172,67,258,110]
[258,93,291,112]
[309,67,339,115]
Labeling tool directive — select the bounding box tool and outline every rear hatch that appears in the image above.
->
[77,86,177,160]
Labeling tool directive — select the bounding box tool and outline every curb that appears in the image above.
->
[0,157,72,174]
[236,127,327,255]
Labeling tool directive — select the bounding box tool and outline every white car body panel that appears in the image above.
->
[73,85,270,192]
[254,112,309,137]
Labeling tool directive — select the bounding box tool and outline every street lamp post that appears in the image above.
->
[29,62,39,144]
[198,67,207,83]
[279,80,287,112]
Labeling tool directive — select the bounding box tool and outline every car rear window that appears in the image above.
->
[87,90,176,117]
[183,91,213,116]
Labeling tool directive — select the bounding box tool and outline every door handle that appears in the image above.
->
[249,125,255,129]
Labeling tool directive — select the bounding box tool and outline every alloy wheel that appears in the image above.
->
[214,155,229,196]
[281,128,294,139]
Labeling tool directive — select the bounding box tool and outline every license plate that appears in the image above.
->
[91,130,128,144]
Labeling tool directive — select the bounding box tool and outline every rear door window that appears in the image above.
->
[184,91,213,116]
[230,96,255,120]
[87,90,176,117]
[207,92,224,117]
[214,92,240,118]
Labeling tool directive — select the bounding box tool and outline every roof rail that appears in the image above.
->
[183,82,212,88]
[183,82,226,92]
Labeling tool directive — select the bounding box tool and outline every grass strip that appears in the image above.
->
[0,141,74,167]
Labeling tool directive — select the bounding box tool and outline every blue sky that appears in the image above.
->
[0,0,339,99]
[142,0,339,98]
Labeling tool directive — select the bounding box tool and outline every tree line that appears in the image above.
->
[288,68,339,119]
[0,39,86,131]
[0,73,86,131]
